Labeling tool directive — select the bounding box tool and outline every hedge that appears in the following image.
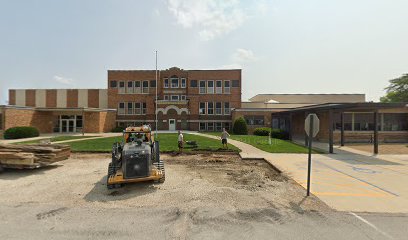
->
[111,126,126,133]
[4,126,40,139]
[253,127,289,140]
[233,117,248,135]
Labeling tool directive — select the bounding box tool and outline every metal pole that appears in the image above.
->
[155,51,158,139]
[374,110,378,154]
[329,110,333,153]
[307,115,314,196]
[340,112,344,146]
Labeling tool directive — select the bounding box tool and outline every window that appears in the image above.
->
[199,102,206,115]
[127,102,133,115]
[245,116,264,126]
[224,102,230,115]
[171,95,179,101]
[199,122,206,131]
[76,115,83,128]
[110,81,117,88]
[171,78,179,88]
[232,80,240,87]
[383,113,408,131]
[216,80,222,94]
[207,122,214,131]
[190,80,197,87]
[199,80,206,94]
[181,95,186,100]
[207,102,214,115]
[118,81,125,94]
[142,103,147,114]
[224,122,230,131]
[142,80,149,93]
[215,102,222,115]
[216,122,222,131]
[118,102,125,115]
[164,95,169,100]
[354,113,374,131]
[134,81,141,93]
[181,78,186,88]
[164,78,169,88]
[134,103,141,115]
[224,80,230,94]
[207,80,214,94]
[127,81,133,94]
[150,80,156,88]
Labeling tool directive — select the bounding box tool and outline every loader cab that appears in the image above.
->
[123,125,153,145]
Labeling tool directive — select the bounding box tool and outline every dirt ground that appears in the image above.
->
[0,153,342,240]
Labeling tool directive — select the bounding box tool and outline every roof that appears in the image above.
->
[275,102,408,113]
[249,94,366,104]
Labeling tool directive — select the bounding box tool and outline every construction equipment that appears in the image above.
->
[107,125,165,189]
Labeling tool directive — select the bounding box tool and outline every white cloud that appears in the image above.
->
[167,0,248,40]
[232,48,257,62]
[54,75,74,85]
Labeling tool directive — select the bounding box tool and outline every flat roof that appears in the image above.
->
[276,102,408,113]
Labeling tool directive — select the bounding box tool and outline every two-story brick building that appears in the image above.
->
[0,67,241,133]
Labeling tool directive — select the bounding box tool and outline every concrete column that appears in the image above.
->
[340,112,345,146]
[329,109,334,154]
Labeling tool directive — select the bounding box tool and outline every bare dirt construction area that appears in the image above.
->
[0,153,394,240]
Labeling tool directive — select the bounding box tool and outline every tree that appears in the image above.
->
[233,117,248,135]
[380,74,408,103]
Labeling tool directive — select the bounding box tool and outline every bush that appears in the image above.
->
[233,117,248,135]
[253,127,271,136]
[4,126,40,139]
[253,127,289,140]
[111,126,125,133]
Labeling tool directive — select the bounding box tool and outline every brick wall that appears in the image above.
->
[2,108,54,133]
[46,90,57,108]
[8,90,16,105]
[67,89,78,108]
[25,90,36,107]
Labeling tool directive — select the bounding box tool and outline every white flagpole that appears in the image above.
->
[155,51,158,138]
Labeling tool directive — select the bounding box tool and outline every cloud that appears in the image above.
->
[167,0,248,40]
[54,75,74,85]
[232,48,257,62]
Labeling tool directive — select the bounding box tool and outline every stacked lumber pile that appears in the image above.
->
[0,144,71,169]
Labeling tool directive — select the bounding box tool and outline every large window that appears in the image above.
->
[224,80,230,94]
[245,116,264,126]
[207,80,214,94]
[224,102,230,115]
[199,102,206,115]
[127,81,133,94]
[383,113,408,131]
[199,81,206,94]
[134,81,141,93]
[142,81,149,93]
[171,78,179,88]
[118,102,125,115]
[215,102,222,115]
[118,81,125,94]
[207,102,214,115]
[216,80,222,94]
[181,78,186,88]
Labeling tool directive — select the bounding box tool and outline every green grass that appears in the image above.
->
[201,132,320,153]
[64,133,240,152]
[15,135,98,145]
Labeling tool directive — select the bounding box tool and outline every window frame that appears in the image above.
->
[170,95,179,101]
[134,102,142,115]
[127,81,134,94]
[199,80,206,94]
[118,81,125,94]
[127,102,134,115]
[216,80,222,94]
[207,80,214,94]
[224,80,230,94]
[181,95,186,100]
[134,81,141,93]
[142,80,149,93]
[190,80,198,88]
[215,102,222,115]
[118,102,125,115]
[110,80,117,88]
[170,77,179,88]
[181,78,186,88]
[164,95,169,101]
[207,122,214,131]
[199,102,206,115]
[207,102,214,115]
[199,122,206,131]
[224,102,231,115]
[164,78,169,88]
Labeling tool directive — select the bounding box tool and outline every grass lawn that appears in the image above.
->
[201,132,319,154]
[15,135,98,145]
[64,133,240,152]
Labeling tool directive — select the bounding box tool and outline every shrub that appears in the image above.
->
[4,126,40,139]
[233,117,248,135]
[111,126,125,133]
[253,127,271,136]
[271,129,289,140]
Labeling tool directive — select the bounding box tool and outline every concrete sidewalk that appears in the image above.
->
[194,133,408,213]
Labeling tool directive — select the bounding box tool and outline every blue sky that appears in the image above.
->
[1,0,407,104]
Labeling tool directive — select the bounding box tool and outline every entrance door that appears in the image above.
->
[169,119,176,131]
[61,119,75,133]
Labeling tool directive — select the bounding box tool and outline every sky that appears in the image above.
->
[1,0,407,104]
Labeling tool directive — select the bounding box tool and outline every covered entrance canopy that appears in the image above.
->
[272,102,408,154]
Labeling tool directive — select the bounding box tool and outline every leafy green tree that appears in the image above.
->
[233,117,248,135]
[380,74,408,103]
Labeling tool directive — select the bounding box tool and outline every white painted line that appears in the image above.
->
[349,212,394,240]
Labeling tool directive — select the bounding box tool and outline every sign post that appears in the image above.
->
[304,113,320,196]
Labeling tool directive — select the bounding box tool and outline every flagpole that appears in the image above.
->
[155,51,158,139]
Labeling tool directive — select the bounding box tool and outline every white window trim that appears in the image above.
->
[118,102,125,115]
[224,102,231,115]
[164,78,169,88]
[134,103,142,115]
[215,102,222,115]
[216,80,222,94]
[170,95,179,101]
[127,81,134,94]
[224,80,231,94]
[170,78,179,88]
[134,80,141,93]
[142,80,149,94]
[199,80,206,94]
[207,102,214,115]
[199,122,207,131]
[207,80,214,94]
[181,78,186,88]
[199,102,206,115]
[126,102,134,115]
[118,81,125,94]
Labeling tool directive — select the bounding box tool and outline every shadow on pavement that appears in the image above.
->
[0,164,62,180]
